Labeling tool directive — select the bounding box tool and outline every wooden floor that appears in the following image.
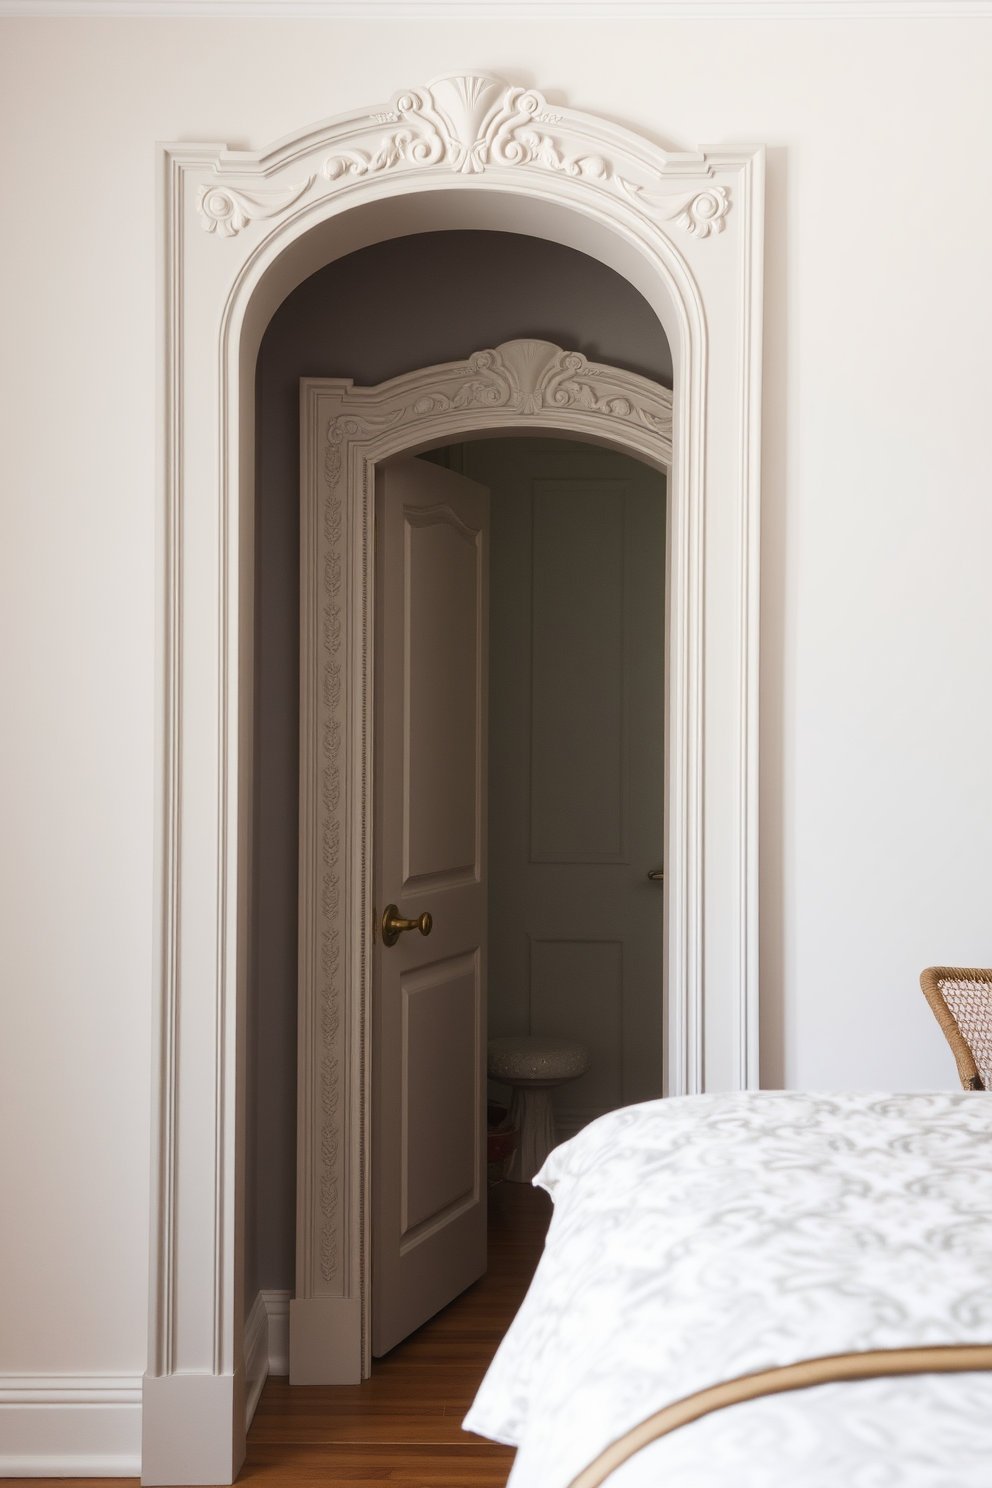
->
[244,1181,551,1486]
[14,1182,550,1488]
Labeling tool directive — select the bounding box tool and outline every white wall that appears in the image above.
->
[1,10,989,1436]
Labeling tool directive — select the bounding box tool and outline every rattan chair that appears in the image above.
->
[920,966,992,1091]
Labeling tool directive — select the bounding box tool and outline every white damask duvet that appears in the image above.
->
[463,1091,992,1488]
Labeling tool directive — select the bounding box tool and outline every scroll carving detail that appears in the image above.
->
[196,177,314,237]
[620,181,731,238]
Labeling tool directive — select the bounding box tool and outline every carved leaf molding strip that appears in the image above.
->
[199,77,729,240]
[323,342,673,491]
[318,459,345,1284]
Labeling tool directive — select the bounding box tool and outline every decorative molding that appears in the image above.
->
[619,181,731,238]
[318,76,730,236]
[0,1376,142,1479]
[323,341,673,497]
[0,1376,143,1405]
[3,1,991,15]
[325,342,675,494]
[188,77,733,245]
[317,463,344,1290]
[319,76,614,179]
[197,178,314,237]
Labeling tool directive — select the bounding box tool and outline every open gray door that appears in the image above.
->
[372,455,489,1357]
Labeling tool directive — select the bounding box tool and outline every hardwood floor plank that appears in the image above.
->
[240,1443,515,1486]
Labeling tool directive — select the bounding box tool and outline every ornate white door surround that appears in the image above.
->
[295,341,674,1386]
[149,75,763,1484]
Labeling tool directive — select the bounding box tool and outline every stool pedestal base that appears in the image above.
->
[506,1085,558,1182]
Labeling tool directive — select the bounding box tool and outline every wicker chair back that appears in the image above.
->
[920,966,992,1091]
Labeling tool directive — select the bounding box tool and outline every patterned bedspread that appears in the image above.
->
[463,1091,992,1488]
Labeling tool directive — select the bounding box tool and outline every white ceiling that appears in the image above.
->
[1,0,989,16]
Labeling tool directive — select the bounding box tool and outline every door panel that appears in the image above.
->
[531,483,626,862]
[529,938,624,1114]
[405,511,481,885]
[402,951,480,1237]
[373,456,489,1359]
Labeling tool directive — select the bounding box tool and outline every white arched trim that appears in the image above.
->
[146,74,763,1484]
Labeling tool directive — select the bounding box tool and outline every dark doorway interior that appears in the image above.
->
[247,229,672,1322]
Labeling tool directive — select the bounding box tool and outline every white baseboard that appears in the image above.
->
[244,1294,269,1431]
[0,1291,293,1476]
[261,1290,290,1377]
[244,1289,291,1430]
[0,1455,141,1478]
[0,1376,142,1478]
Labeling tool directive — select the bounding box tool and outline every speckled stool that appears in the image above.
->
[487,1036,591,1182]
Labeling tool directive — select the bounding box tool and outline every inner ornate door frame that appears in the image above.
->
[150,73,763,1484]
[295,340,674,1384]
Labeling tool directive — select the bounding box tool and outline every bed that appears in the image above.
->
[463,1091,992,1487]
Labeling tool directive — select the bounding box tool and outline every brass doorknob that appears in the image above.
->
[647,868,664,881]
[381,904,433,947]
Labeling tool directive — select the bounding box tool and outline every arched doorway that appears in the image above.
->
[293,339,673,1384]
[145,74,763,1485]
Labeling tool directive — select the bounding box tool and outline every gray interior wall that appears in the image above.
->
[248,229,672,1302]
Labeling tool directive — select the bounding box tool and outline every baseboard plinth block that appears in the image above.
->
[141,1371,244,1485]
[289,1298,361,1384]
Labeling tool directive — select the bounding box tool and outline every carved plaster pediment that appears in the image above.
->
[197,73,731,240]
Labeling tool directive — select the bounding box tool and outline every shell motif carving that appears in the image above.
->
[324,75,553,180]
